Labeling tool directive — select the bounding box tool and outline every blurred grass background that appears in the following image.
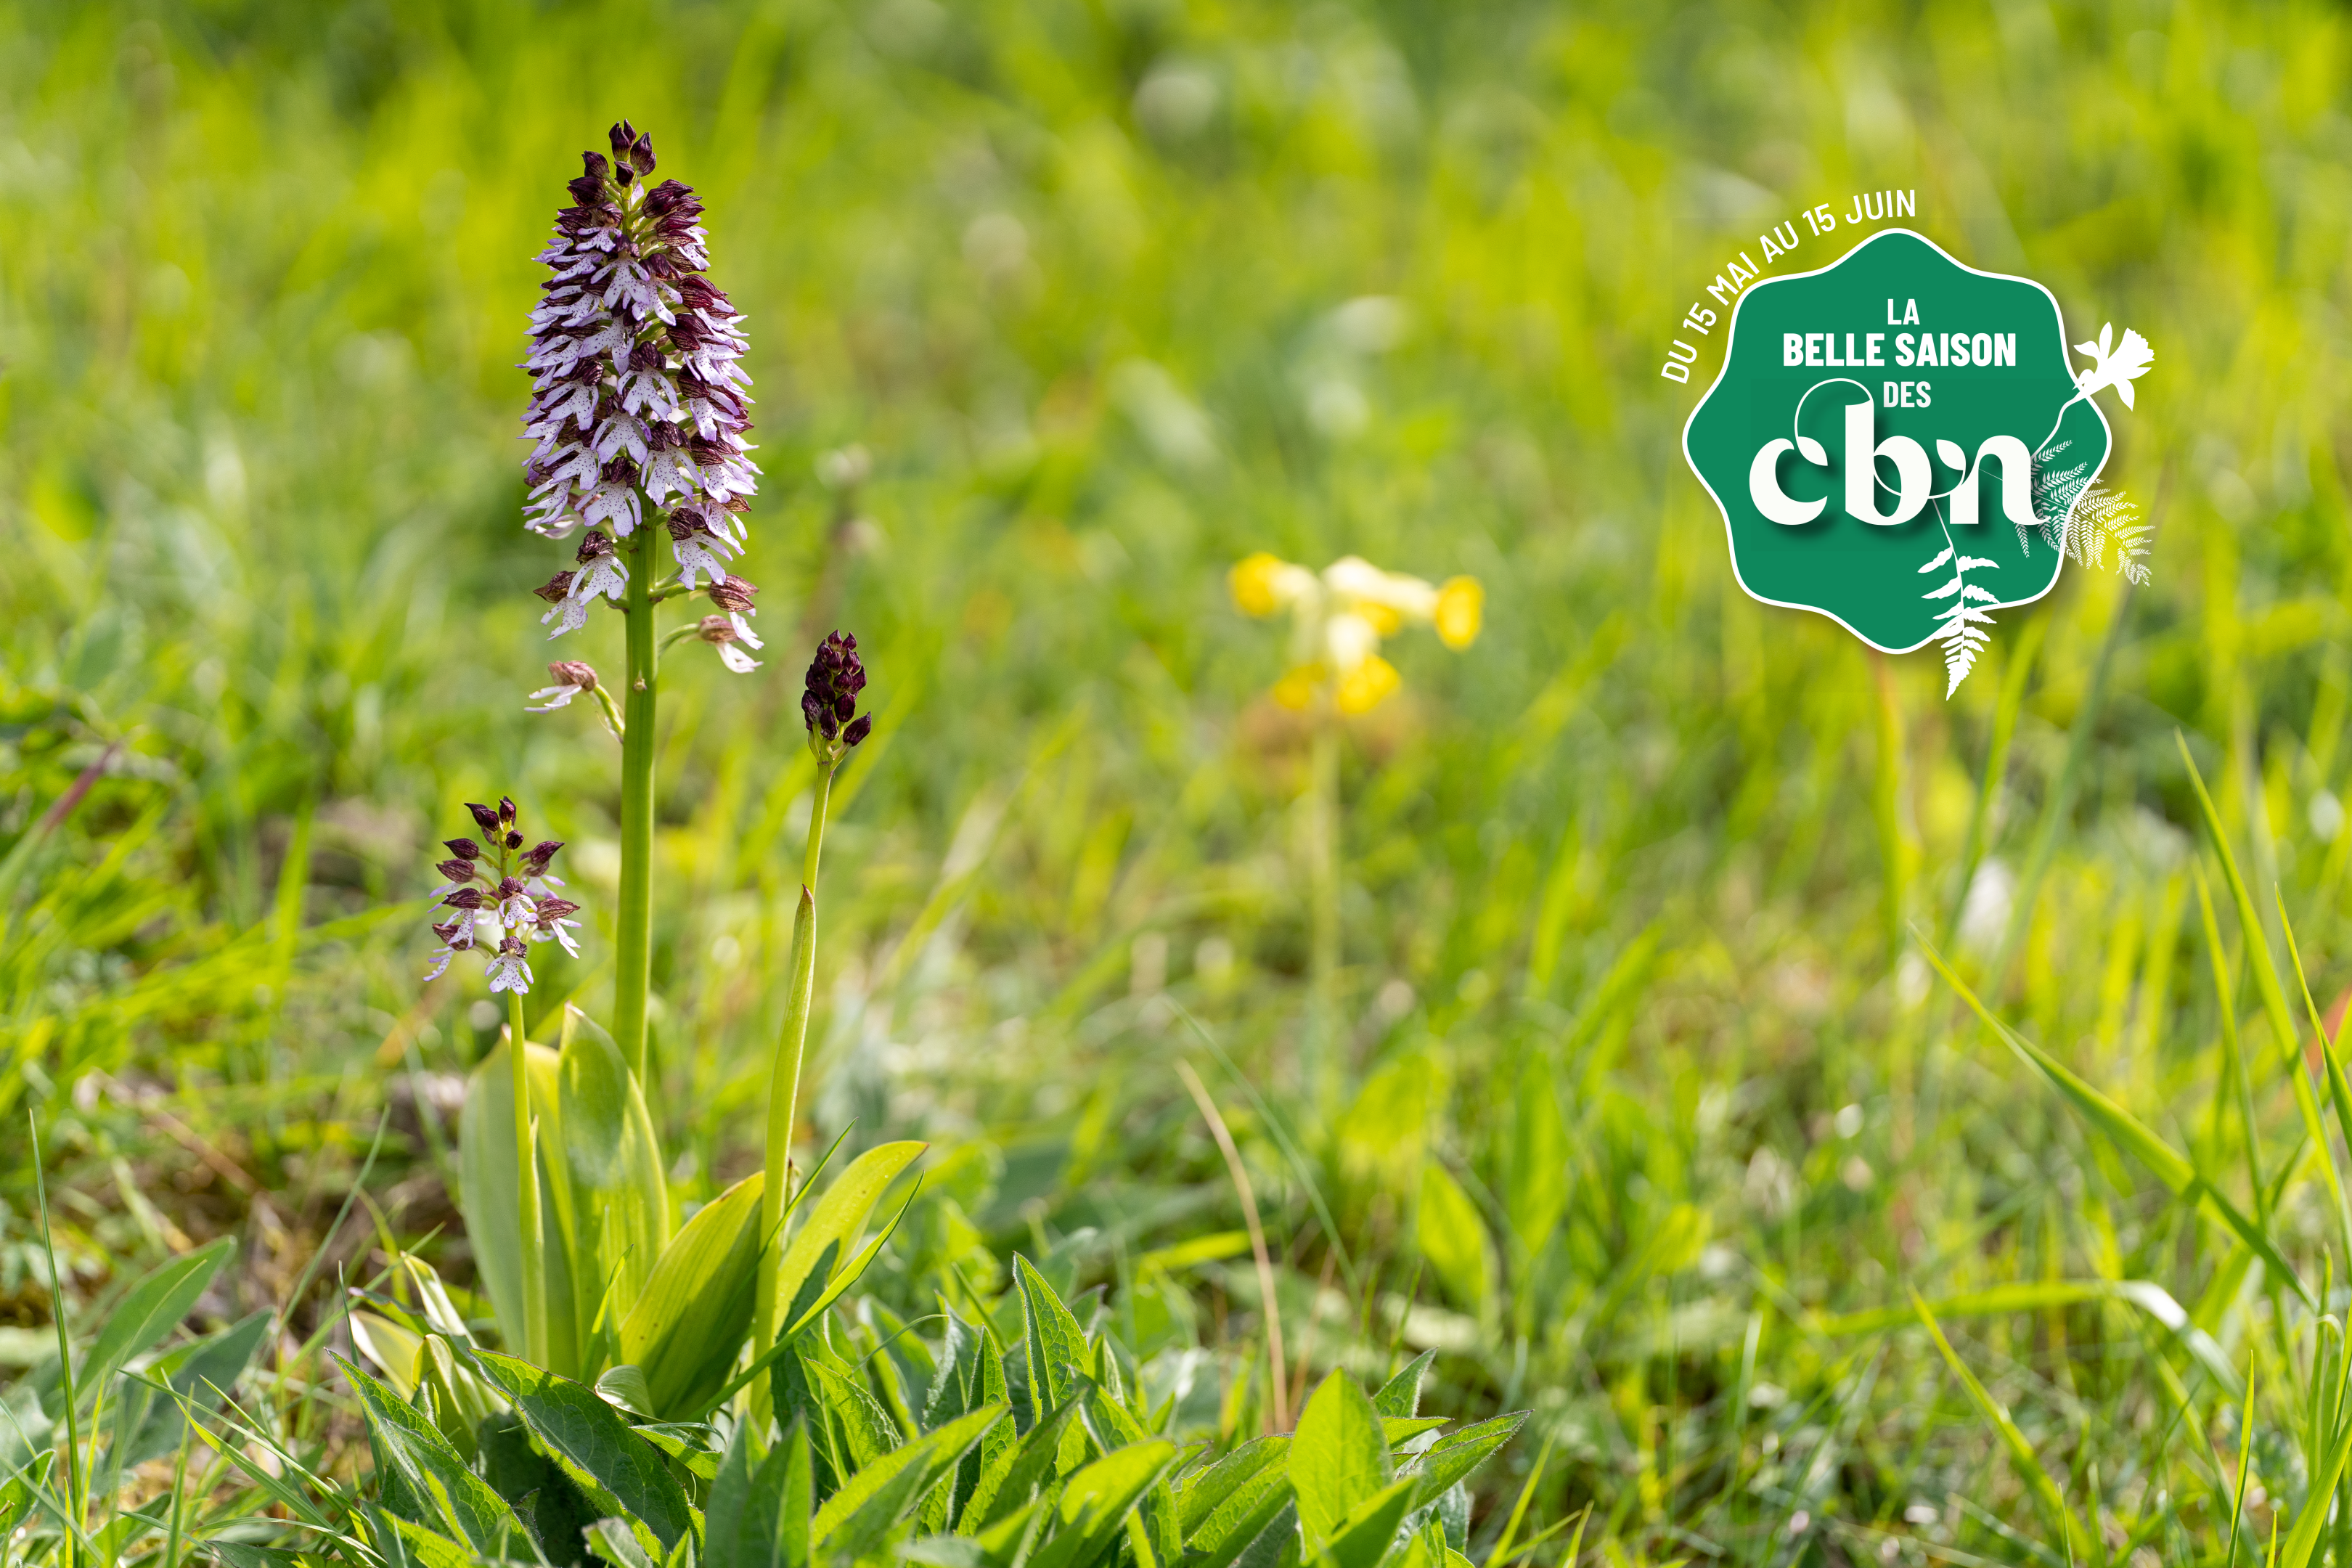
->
[6,0,2352,1559]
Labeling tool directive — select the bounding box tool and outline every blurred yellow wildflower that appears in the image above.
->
[1230,552,1481,714]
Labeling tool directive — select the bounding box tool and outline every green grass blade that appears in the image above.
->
[1912,1292,2080,1561]
[1915,931,2311,1304]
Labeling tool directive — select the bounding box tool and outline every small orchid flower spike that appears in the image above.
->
[1230,552,1482,714]
[422,797,583,986]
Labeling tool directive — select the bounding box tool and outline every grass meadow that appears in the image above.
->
[7,1,2352,1564]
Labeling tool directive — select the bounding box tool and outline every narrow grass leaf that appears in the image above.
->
[1915,932,2310,1305]
[1911,1294,2078,1560]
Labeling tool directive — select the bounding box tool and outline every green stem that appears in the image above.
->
[510,990,547,1365]
[616,533,658,1080]
[753,762,836,1367]
[1306,714,1341,1114]
[31,1114,81,1568]
[1940,616,2046,949]
[1869,650,1908,971]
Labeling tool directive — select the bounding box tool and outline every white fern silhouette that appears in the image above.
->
[2029,439,2152,584]
[1920,536,2001,698]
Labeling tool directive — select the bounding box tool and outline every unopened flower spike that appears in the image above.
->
[422,798,582,986]
[1230,552,1482,714]
[521,119,766,679]
[803,631,873,766]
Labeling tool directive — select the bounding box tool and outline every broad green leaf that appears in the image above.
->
[466,1348,697,1558]
[77,1236,235,1408]
[1915,934,2312,1307]
[621,1172,765,1419]
[1320,1478,1416,1568]
[971,1396,1084,1529]
[587,1516,658,1568]
[351,1312,423,1398]
[1024,1440,1180,1568]
[461,1040,581,1372]
[812,1402,1007,1564]
[955,1333,1014,1530]
[1290,1372,1389,1548]
[634,1419,724,1485]
[1416,1164,1493,1323]
[772,1142,927,1329]
[1229,1500,1298,1568]
[1505,1059,1568,1265]
[1911,1294,2081,1562]
[924,1311,981,1430]
[707,1420,779,1568]
[1403,1413,1524,1509]
[1177,1435,1289,1542]
[807,1349,908,1471]
[0,1450,52,1543]
[113,1309,270,1469]
[553,1006,671,1370]
[1014,1254,1092,1478]
[342,1357,524,1559]
[1380,1418,1447,1447]
[1371,1353,1434,1420]
[1074,1375,1178,1567]
[374,1511,478,1568]
[1177,1439,1293,1568]
[478,1405,601,1564]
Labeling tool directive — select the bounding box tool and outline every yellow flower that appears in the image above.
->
[1273,664,1323,711]
[1335,655,1400,714]
[1434,576,1482,650]
[1230,550,1481,715]
[1230,553,1288,617]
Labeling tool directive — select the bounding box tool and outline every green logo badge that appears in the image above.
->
[1684,229,2152,693]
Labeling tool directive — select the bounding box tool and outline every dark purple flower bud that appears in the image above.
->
[629,133,656,176]
[536,898,581,923]
[445,838,482,861]
[499,934,528,957]
[802,631,870,748]
[609,121,638,162]
[534,571,578,603]
[445,887,486,910]
[567,173,603,205]
[583,150,610,182]
[576,531,616,562]
[520,841,565,875]
[436,858,478,884]
[505,830,525,850]
[843,714,873,747]
[467,802,502,835]
[499,797,518,828]
[432,918,469,944]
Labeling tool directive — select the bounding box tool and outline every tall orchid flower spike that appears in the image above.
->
[1230,552,1482,714]
[2072,322,2154,410]
[520,121,764,675]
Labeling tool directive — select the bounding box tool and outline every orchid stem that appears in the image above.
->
[752,760,836,1376]
[1305,711,1340,1116]
[509,991,547,1365]
[616,531,658,1081]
